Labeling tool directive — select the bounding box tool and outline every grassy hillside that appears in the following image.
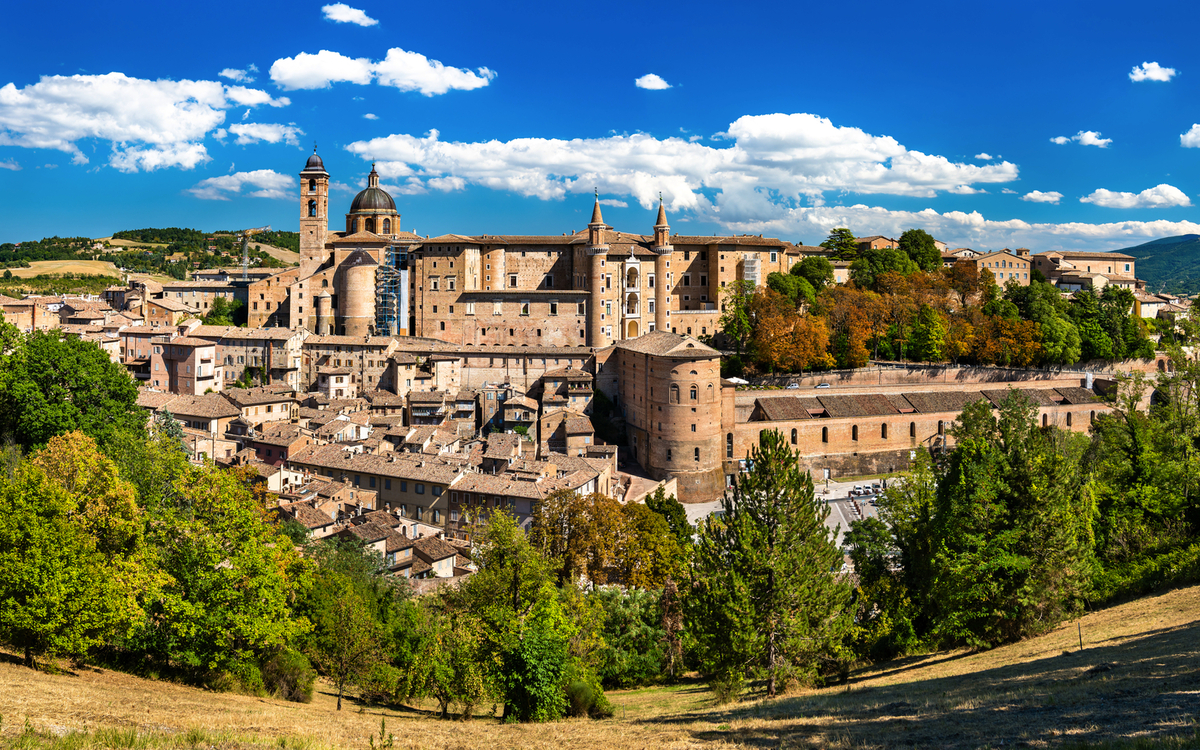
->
[1114,234,1200,295]
[2,584,1198,749]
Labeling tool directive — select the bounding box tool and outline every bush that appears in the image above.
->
[564,677,614,719]
[708,672,744,705]
[359,663,405,706]
[261,649,316,703]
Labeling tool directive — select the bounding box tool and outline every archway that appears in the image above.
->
[626,293,639,315]
[626,320,639,338]
[626,267,639,288]
[365,217,376,233]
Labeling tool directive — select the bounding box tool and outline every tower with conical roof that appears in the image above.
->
[586,191,611,347]
[300,146,330,261]
[650,194,673,333]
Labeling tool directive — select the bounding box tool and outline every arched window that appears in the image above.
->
[670,385,680,404]
[666,448,672,462]
[852,425,859,441]
[881,423,888,439]
[707,383,714,402]
[690,385,698,401]
[382,218,391,234]
[909,421,916,438]
[1066,412,1073,427]
[308,199,317,217]
[308,178,316,193]
[937,420,945,435]
[365,218,375,233]
[321,279,328,288]
[1042,413,1048,428]
[791,428,797,445]
[626,267,638,288]
[726,433,733,458]
[822,427,828,443]
[1090,410,1096,423]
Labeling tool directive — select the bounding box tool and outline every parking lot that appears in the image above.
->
[683,475,897,546]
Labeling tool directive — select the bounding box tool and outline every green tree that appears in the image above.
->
[134,464,310,683]
[309,572,385,710]
[791,256,835,292]
[908,304,947,362]
[766,271,816,308]
[0,331,144,450]
[408,600,488,719]
[154,409,186,450]
[448,511,582,722]
[898,229,942,271]
[592,587,666,688]
[645,486,692,549]
[0,432,148,667]
[615,502,683,588]
[931,392,1095,647]
[203,296,243,327]
[820,228,859,260]
[849,247,918,290]
[1070,290,1114,361]
[718,280,756,354]
[689,430,852,698]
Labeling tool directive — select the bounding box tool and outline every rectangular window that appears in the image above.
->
[700,275,707,286]
[385,479,391,490]
[433,486,442,496]
[429,277,439,291]
[493,300,503,315]
[549,300,558,316]
[577,301,586,316]
[544,275,554,289]
[520,301,530,316]
[400,481,407,492]
[446,276,456,290]
[416,483,425,494]
[682,275,691,286]
[770,252,777,263]
[509,274,518,288]
[465,301,475,315]
[369,476,376,488]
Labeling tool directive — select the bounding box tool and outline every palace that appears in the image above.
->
[287,148,800,345]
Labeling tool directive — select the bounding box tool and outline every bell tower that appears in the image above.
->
[586,191,611,347]
[651,195,673,334]
[300,146,330,262]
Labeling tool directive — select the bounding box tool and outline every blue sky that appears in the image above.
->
[4,0,1200,252]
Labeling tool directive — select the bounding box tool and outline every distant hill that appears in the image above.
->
[1113,234,1200,295]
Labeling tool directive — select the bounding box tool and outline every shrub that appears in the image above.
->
[359,663,404,706]
[262,649,316,703]
[709,672,744,705]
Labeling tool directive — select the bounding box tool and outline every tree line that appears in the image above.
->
[718,227,1155,377]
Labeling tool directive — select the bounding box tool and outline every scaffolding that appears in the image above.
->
[375,245,403,336]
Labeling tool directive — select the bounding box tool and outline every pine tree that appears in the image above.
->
[689,429,852,698]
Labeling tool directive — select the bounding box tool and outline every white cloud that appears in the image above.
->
[348,113,1020,224]
[1021,190,1063,204]
[364,113,378,120]
[1051,130,1112,148]
[1001,188,1018,194]
[1080,183,1191,209]
[219,64,258,83]
[974,153,993,160]
[635,74,671,90]
[373,48,496,95]
[599,199,628,208]
[187,169,293,201]
[0,72,289,171]
[948,185,987,194]
[228,122,304,146]
[0,158,20,171]
[1130,61,1176,82]
[321,3,378,26]
[269,47,495,95]
[1180,124,1200,148]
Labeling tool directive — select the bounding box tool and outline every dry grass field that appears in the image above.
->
[95,238,168,249]
[250,242,300,266]
[6,260,122,278]
[1,585,1198,750]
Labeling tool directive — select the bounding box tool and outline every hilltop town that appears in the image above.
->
[0,149,1189,585]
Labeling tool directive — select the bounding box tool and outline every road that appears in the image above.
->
[684,477,892,548]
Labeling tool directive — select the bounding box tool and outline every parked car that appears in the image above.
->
[815,383,831,389]
[786,382,800,389]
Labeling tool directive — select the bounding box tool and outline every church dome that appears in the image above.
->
[350,186,396,213]
[349,164,396,213]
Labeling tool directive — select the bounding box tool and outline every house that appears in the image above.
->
[856,235,898,252]
[1033,250,1140,292]
[540,366,594,415]
[956,249,1032,287]
[222,387,298,427]
[537,407,594,457]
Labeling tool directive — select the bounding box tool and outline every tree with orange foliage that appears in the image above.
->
[973,316,1044,367]
[818,286,874,368]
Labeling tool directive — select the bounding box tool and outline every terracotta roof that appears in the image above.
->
[150,298,199,313]
[564,417,594,434]
[542,367,592,380]
[160,394,240,419]
[286,503,336,530]
[1054,387,1099,405]
[613,330,719,358]
[288,444,465,484]
[754,397,817,421]
[506,396,538,410]
[170,336,216,347]
[414,536,458,563]
[901,391,988,414]
[306,335,395,347]
[817,394,901,418]
[223,387,296,407]
[136,390,177,409]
